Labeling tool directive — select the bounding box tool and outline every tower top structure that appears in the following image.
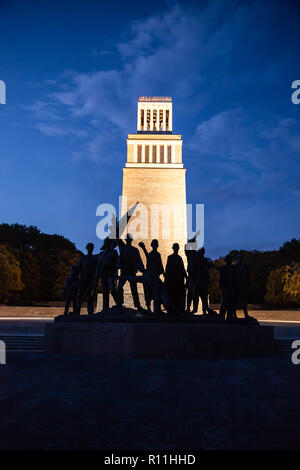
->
[137,96,173,133]
[126,96,182,168]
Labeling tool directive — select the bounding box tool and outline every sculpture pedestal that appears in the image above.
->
[45,311,274,358]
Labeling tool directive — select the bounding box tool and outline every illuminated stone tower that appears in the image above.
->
[121,97,187,267]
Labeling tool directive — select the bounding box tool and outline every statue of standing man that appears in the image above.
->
[77,243,98,315]
[235,252,250,319]
[219,254,236,321]
[116,234,144,311]
[139,239,164,315]
[95,237,118,311]
[165,243,187,314]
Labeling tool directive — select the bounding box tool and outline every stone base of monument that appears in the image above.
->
[45,307,274,358]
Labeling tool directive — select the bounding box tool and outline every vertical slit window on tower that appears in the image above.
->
[137,145,142,163]
[147,110,151,130]
[141,110,144,130]
[152,145,157,163]
[167,145,172,163]
[166,110,169,130]
[153,110,157,131]
[145,145,149,163]
[160,145,164,163]
[159,110,163,130]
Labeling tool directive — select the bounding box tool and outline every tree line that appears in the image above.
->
[0,223,81,304]
[0,222,299,306]
[209,239,300,306]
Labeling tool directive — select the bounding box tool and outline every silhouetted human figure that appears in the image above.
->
[96,237,118,311]
[235,252,250,318]
[219,254,237,320]
[194,247,215,315]
[77,243,98,315]
[139,239,164,315]
[184,233,199,313]
[63,264,80,315]
[165,243,187,314]
[117,234,144,310]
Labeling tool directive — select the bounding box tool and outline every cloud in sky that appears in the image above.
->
[189,108,300,195]
[27,2,263,157]
[27,1,299,157]
[3,0,300,256]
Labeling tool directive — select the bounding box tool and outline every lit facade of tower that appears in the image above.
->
[121,97,187,267]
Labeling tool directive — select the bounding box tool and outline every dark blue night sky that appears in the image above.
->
[1,0,300,258]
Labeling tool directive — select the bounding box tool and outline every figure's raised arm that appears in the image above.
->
[138,241,148,257]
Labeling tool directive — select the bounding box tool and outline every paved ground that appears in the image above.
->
[1,305,300,321]
[1,315,299,450]
[0,306,62,317]
[1,353,299,450]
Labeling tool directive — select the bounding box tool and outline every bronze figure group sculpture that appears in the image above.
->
[63,205,252,321]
